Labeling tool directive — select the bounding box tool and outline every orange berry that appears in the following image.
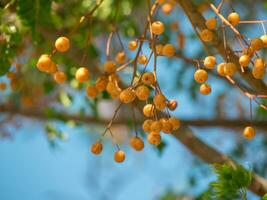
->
[114,150,125,163]
[194,69,208,83]
[260,35,267,47]
[156,44,164,55]
[161,3,173,15]
[252,66,265,79]
[0,82,6,90]
[162,44,176,57]
[199,83,211,95]
[243,126,256,140]
[200,29,213,42]
[106,81,119,94]
[227,12,240,26]
[153,93,166,110]
[143,104,155,118]
[95,76,108,91]
[161,120,173,134]
[119,88,136,103]
[115,51,126,64]
[239,55,251,67]
[205,17,217,30]
[147,132,161,146]
[54,71,67,84]
[168,117,180,130]
[254,58,265,69]
[141,72,156,85]
[167,99,177,111]
[86,85,99,98]
[151,21,165,35]
[91,141,103,155]
[128,40,138,51]
[151,120,162,133]
[75,67,89,83]
[136,85,150,101]
[138,55,148,65]
[129,136,144,151]
[250,38,264,51]
[143,119,153,133]
[204,56,216,69]
[224,62,237,76]
[36,54,52,72]
[55,36,70,52]
[104,60,116,74]
[48,62,58,74]
[217,62,226,76]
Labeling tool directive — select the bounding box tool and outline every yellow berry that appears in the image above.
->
[48,62,58,74]
[54,71,67,84]
[86,85,99,98]
[129,136,144,151]
[75,67,89,83]
[119,88,136,103]
[104,60,116,73]
[162,44,176,57]
[167,99,178,111]
[204,56,216,69]
[252,66,265,79]
[161,3,173,15]
[115,51,126,64]
[227,12,240,26]
[217,62,226,76]
[153,93,166,110]
[200,29,213,42]
[151,21,165,35]
[138,55,148,65]
[143,119,153,133]
[55,36,70,52]
[260,35,267,47]
[141,72,156,86]
[199,83,211,95]
[36,54,52,72]
[168,117,180,130]
[224,62,237,76]
[254,58,265,69]
[91,141,103,155]
[147,132,161,146]
[205,17,217,30]
[136,85,150,101]
[143,104,155,118]
[250,38,264,51]
[128,40,138,51]
[114,150,125,163]
[151,120,162,133]
[194,69,208,83]
[161,120,173,134]
[243,47,254,56]
[243,126,256,140]
[156,44,164,55]
[95,76,108,91]
[239,55,251,67]
[0,82,6,90]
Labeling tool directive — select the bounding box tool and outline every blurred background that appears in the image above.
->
[0,0,267,199]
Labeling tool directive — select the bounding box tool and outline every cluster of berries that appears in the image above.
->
[0,63,22,92]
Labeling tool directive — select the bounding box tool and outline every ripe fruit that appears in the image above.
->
[104,60,116,73]
[54,71,67,84]
[199,83,211,95]
[136,85,150,101]
[239,55,251,67]
[75,67,89,83]
[55,36,70,52]
[224,62,237,76]
[243,47,254,56]
[0,82,6,90]
[37,54,52,72]
[143,104,155,118]
[86,85,99,98]
[205,18,217,30]
[129,136,144,151]
[217,62,226,76]
[200,29,213,42]
[128,40,138,51]
[161,120,173,134]
[141,72,156,85]
[48,62,58,74]
[254,58,265,68]
[252,66,265,79]
[147,132,161,146]
[162,3,173,15]
[115,51,126,64]
[204,56,216,69]
[250,38,264,51]
[156,44,163,55]
[260,35,267,47]
[167,99,177,111]
[95,76,108,91]
[151,120,162,132]
[227,12,240,26]
[143,119,153,133]
[138,55,148,65]
[153,93,166,110]
[119,88,136,103]
[91,141,103,155]
[243,126,256,140]
[194,69,208,83]
[151,21,165,35]
[114,150,125,163]
[168,117,180,130]
[162,44,176,57]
